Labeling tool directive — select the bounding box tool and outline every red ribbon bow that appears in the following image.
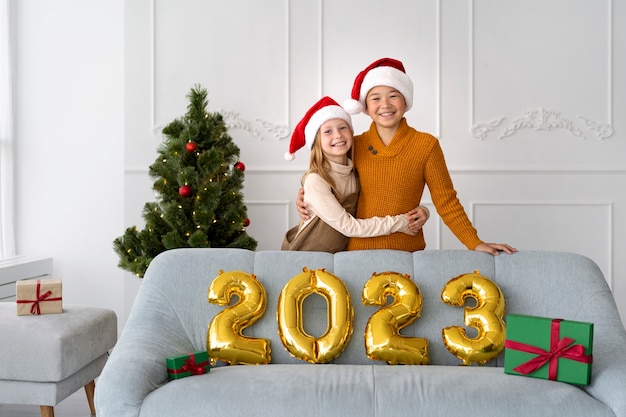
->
[16,280,62,315]
[167,353,209,377]
[182,357,207,376]
[504,318,592,380]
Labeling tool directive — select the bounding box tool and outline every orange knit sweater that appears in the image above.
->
[347,119,482,252]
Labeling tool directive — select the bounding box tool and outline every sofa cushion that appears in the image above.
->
[138,365,614,417]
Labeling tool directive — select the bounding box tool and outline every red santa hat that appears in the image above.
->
[284,96,353,161]
[343,57,413,115]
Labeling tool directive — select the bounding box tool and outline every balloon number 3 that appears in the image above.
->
[207,268,505,366]
[441,270,507,365]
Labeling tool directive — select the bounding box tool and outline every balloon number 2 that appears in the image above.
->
[207,270,271,365]
[362,272,429,365]
[207,268,505,366]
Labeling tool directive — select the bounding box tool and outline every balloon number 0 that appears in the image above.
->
[207,268,505,366]
[277,268,354,364]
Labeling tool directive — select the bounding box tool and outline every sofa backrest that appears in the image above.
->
[136,248,616,367]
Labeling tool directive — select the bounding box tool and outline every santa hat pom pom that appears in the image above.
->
[343,98,364,115]
[284,151,296,161]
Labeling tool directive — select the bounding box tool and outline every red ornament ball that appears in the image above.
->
[185,141,197,153]
[179,184,193,198]
[243,218,250,227]
[235,161,246,172]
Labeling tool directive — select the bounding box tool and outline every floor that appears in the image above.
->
[0,390,92,417]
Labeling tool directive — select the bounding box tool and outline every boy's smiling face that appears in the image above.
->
[364,86,407,129]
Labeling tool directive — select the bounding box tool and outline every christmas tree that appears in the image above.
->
[114,85,257,277]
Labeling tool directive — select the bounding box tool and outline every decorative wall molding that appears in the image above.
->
[579,116,615,140]
[150,110,290,142]
[500,108,582,139]
[470,117,505,140]
[219,110,290,141]
[471,108,614,140]
[469,0,614,141]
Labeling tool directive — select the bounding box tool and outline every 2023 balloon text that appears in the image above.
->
[207,268,506,366]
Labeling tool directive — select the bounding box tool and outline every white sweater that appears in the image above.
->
[298,159,411,238]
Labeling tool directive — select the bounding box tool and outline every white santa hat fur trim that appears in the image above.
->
[284,96,353,161]
[343,57,413,115]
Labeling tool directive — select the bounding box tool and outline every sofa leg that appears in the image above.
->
[37,381,96,417]
[85,379,96,415]
[40,405,54,417]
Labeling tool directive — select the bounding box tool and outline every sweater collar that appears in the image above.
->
[365,118,410,152]
[328,158,354,178]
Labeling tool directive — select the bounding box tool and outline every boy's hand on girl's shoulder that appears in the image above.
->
[474,242,517,256]
[296,188,310,221]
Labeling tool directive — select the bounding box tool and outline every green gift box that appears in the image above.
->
[166,351,211,380]
[504,314,593,385]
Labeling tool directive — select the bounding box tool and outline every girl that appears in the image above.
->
[282,96,428,253]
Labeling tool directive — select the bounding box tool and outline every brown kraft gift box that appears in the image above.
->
[16,278,63,316]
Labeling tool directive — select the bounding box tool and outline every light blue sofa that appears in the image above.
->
[95,249,626,417]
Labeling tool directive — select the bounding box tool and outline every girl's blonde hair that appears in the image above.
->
[301,129,355,197]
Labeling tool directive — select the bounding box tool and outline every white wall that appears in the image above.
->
[13,0,626,330]
[15,1,125,327]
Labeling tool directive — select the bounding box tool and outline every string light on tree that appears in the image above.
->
[113,85,258,278]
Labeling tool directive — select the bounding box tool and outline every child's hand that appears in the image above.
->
[296,188,310,221]
[473,242,517,255]
[407,205,429,232]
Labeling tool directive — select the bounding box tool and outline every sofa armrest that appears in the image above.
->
[95,283,196,417]
[587,357,626,417]
[580,291,626,417]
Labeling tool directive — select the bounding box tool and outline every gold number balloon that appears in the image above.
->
[362,272,429,365]
[277,268,354,363]
[207,270,271,365]
[440,270,506,365]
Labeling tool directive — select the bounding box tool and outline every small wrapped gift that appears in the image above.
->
[16,278,63,316]
[166,351,211,380]
[504,314,593,385]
